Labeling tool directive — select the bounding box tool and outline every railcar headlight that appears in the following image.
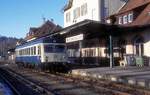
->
[63,55,67,60]
[45,56,48,62]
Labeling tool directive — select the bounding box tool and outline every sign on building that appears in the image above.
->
[66,34,84,43]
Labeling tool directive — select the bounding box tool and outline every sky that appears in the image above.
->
[0,0,67,38]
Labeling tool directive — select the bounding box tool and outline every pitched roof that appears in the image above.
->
[130,4,150,26]
[25,20,62,41]
[109,0,150,26]
[34,20,62,37]
[63,0,73,11]
[29,27,38,33]
[118,0,150,14]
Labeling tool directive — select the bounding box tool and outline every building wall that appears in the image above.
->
[64,0,100,27]
[124,34,134,54]
[64,0,127,27]
[142,30,150,57]
[124,29,150,58]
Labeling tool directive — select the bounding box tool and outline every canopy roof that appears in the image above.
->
[59,20,150,39]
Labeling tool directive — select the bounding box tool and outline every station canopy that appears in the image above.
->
[59,20,150,39]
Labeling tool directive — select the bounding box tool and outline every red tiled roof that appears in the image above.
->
[119,0,150,14]
[110,0,150,26]
[131,4,150,26]
[29,27,38,33]
[35,21,56,36]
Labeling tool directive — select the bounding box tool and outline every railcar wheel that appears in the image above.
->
[44,63,48,71]
[45,63,49,72]
[17,62,23,68]
[39,64,43,72]
[50,63,55,73]
[23,63,26,68]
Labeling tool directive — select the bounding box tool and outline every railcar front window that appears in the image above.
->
[44,45,53,53]
[55,45,65,52]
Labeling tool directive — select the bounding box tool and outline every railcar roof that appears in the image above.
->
[16,36,56,49]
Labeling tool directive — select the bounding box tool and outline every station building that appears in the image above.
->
[61,0,128,66]
[60,0,150,67]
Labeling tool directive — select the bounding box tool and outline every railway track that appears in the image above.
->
[1,65,150,95]
[0,68,53,95]
[0,71,21,95]
[59,73,150,95]
[44,72,150,95]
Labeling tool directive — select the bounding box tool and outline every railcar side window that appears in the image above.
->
[19,50,21,55]
[44,45,53,53]
[22,49,25,55]
[25,49,28,55]
[34,46,36,55]
[38,46,41,55]
[19,50,21,56]
[31,47,34,55]
[28,48,30,55]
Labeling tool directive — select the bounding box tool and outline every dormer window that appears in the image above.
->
[123,15,128,24]
[118,12,134,25]
[128,13,133,23]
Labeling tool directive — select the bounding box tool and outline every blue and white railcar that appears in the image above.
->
[15,36,67,71]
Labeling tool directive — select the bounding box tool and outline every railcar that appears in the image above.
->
[15,36,68,72]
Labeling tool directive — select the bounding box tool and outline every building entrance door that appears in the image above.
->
[133,36,144,56]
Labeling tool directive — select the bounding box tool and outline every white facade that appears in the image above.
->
[64,0,127,27]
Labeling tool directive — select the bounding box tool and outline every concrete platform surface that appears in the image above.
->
[71,66,150,89]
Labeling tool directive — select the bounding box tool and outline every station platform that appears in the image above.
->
[71,66,150,89]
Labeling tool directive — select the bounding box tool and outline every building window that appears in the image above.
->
[128,13,133,23]
[82,48,97,57]
[66,12,71,22]
[81,3,87,16]
[73,7,80,19]
[123,15,127,24]
[118,17,122,24]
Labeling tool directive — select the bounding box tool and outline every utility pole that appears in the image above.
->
[109,35,114,68]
